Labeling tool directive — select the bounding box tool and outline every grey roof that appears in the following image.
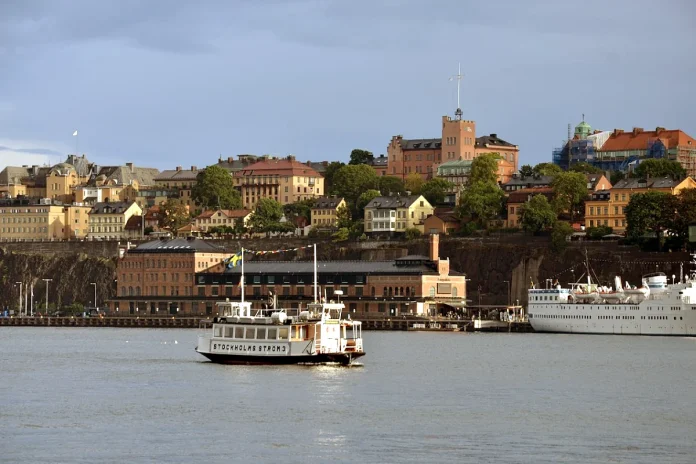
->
[365,195,425,209]
[89,201,137,215]
[223,260,443,275]
[314,196,344,209]
[214,155,261,173]
[400,138,442,150]
[502,175,555,188]
[129,237,225,254]
[48,163,76,176]
[65,155,94,177]
[155,168,199,181]
[305,161,329,173]
[371,155,388,167]
[0,165,49,186]
[475,134,516,148]
[90,165,160,187]
[612,177,681,189]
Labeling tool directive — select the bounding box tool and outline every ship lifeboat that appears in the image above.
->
[571,285,600,303]
[623,280,650,303]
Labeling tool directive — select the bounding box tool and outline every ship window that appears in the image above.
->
[278,328,289,340]
[224,326,234,338]
[256,328,266,340]
[245,327,255,339]
[214,326,223,337]
[267,328,277,340]
[234,326,244,338]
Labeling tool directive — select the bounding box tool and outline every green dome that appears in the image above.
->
[574,120,592,139]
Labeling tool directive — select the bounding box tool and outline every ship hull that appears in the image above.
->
[197,350,365,365]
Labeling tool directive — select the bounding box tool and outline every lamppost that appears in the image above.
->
[15,282,22,317]
[503,280,511,306]
[43,278,52,316]
[91,282,97,309]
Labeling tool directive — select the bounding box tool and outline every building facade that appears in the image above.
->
[88,201,143,240]
[194,209,252,232]
[0,201,92,240]
[505,188,555,228]
[311,196,346,229]
[154,166,200,209]
[364,195,434,235]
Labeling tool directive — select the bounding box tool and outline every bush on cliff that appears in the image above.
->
[405,228,422,240]
[551,221,574,252]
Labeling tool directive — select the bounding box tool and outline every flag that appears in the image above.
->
[72,130,78,136]
[224,252,242,268]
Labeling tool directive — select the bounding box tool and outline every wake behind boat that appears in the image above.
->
[195,244,366,365]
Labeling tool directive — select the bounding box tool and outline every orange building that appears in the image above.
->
[506,188,555,228]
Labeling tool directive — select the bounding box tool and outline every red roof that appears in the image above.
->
[235,158,322,177]
[599,128,695,152]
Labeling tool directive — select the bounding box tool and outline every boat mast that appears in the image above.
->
[313,243,318,303]
[241,247,245,303]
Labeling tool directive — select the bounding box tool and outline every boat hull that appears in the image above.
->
[196,350,366,365]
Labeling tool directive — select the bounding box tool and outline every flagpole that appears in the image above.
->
[240,247,245,303]
[313,243,318,304]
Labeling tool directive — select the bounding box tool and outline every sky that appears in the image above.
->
[1,0,695,171]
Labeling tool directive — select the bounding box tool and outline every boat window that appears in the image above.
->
[234,326,244,338]
[278,328,289,340]
[256,328,266,340]
[245,327,256,339]
[267,328,277,340]
[291,326,298,339]
[224,326,234,338]
[214,326,223,337]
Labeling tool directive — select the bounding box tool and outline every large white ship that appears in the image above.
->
[528,255,696,336]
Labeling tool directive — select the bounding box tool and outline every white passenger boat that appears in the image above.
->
[195,244,366,365]
[528,255,696,336]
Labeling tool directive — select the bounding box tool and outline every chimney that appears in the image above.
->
[429,233,439,261]
[490,133,497,138]
[126,162,134,172]
[191,166,197,172]
[632,127,644,135]
[227,156,234,164]
[287,155,296,162]
[656,127,665,133]
[176,166,182,171]
[614,129,624,135]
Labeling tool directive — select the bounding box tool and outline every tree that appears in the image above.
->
[625,191,677,251]
[323,161,345,195]
[283,199,315,224]
[248,198,284,234]
[458,181,505,225]
[551,221,574,252]
[469,153,500,185]
[569,162,603,174]
[378,176,405,196]
[336,204,352,229]
[586,225,613,240]
[671,189,696,248]
[331,164,379,204]
[191,165,242,209]
[532,163,563,177]
[404,173,424,194]
[519,164,534,178]
[610,171,625,185]
[349,149,374,166]
[405,227,422,240]
[332,227,350,242]
[356,189,381,219]
[551,171,588,221]
[632,159,686,180]
[420,178,454,205]
[159,199,190,231]
[519,194,557,233]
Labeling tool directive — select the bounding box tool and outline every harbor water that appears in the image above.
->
[1,328,695,463]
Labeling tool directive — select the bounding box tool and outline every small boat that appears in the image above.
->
[195,244,366,366]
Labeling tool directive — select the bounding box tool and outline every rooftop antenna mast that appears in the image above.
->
[449,63,464,120]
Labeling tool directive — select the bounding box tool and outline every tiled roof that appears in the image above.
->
[90,165,160,187]
[400,138,442,150]
[313,196,344,209]
[507,188,554,204]
[365,195,426,209]
[598,128,695,152]
[585,174,611,190]
[611,177,681,189]
[429,207,460,223]
[475,134,517,148]
[155,168,199,181]
[196,209,251,219]
[124,215,143,231]
[89,201,138,215]
[371,155,388,167]
[502,175,555,188]
[129,237,223,253]
[235,158,322,177]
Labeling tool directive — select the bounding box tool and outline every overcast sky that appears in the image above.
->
[1,0,695,171]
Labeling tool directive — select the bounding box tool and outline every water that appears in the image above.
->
[1,329,695,464]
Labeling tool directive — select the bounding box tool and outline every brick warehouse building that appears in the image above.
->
[110,235,467,317]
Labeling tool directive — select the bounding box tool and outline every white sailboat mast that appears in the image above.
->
[313,243,318,304]
[241,247,245,303]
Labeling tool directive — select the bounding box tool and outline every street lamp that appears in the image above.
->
[503,280,511,307]
[15,282,22,317]
[43,278,52,316]
[91,282,97,309]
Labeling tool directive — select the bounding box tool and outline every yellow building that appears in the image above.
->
[88,201,143,240]
[585,177,696,233]
[364,195,434,235]
[0,202,92,240]
[46,163,82,203]
[154,166,200,209]
[74,185,125,204]
[194,209,252,232]
[234,155,324,209]
[311,196,346,228]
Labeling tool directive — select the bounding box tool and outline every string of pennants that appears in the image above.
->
[545,258,689,281]
[223,245,314,268]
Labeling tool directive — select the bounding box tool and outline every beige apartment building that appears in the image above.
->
[154,166,200,209]
[311,196,346,228]
[234,155,324,209]
[88,201,143,240]
[364,195,434,235]
[194,209,252,232]
[0,202,92,240]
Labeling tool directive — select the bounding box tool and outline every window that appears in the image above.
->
[245,327,256,339]
[267,276,275,284]
[278,328,289,339]
[255,328,266,340]
[234,327,244,338]
[355,287,363,297]
[429,286,435,298]
[267,328,277,340]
